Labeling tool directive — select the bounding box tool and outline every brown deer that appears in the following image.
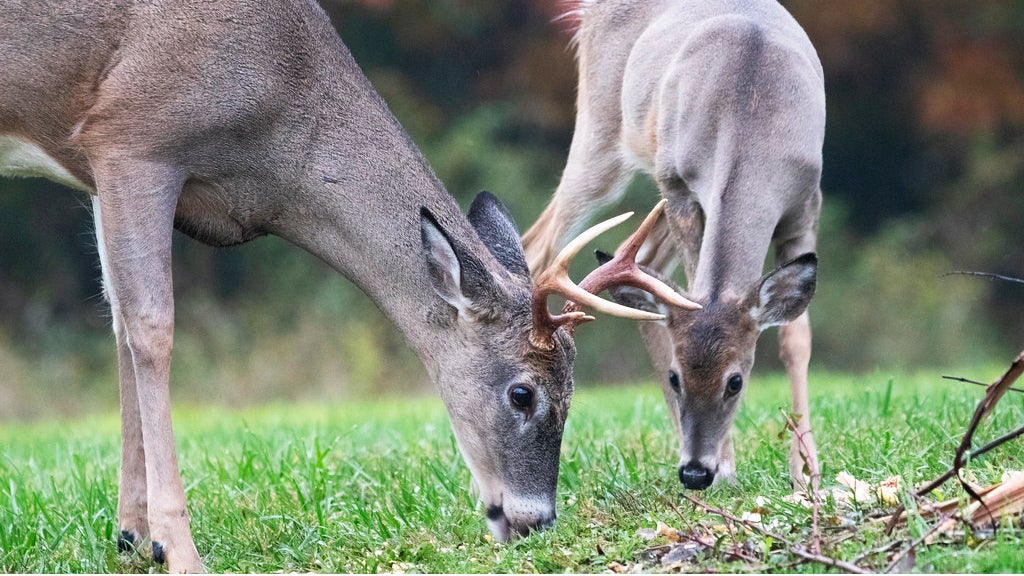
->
[523,0,824,491]
[0,0,696,571]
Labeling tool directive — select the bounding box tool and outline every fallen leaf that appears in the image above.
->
[741,511,762,525]
[635,527,657,541]
[661,542,705,565]
[655,521,682,543]
[607,561,628,573]
[876,475,903,505]
[836,471,872,503]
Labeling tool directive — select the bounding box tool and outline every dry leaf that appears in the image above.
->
[876,475,903,505]
[635,527,657,541]
[783,491,812,507]
[655,521,682,543]
[836,471,872,503]
[969,470,1024,528]
[607,561,628,573]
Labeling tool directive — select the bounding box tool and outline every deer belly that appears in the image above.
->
[0,135,92,193]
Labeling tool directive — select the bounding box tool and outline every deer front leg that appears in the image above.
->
[779,311,818,491]
[93,159,202,573]
[521,125,632,276]
[94,198,150,553]
[714,434,737,486]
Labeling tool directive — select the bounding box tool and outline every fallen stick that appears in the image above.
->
[780,408,822,555]
[942,375,1024,395]
[884,350,1024,535]
[942,271,1024,284]
[661,497,761,564]
[677,492,872,574]
[882,508,957,573]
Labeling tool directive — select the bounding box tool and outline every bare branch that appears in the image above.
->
[882,509,955,573]
[943,375,1024,394]
[661,497,761,564]
[942,271,1024,284]
[676,493,872,574]
[780,408,821,554]
[885,350,1024,535]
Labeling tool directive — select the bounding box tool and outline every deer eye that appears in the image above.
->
[668,370,681,391]
[509,386,534,410]
[725,374,743,397]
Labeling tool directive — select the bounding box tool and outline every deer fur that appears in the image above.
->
[523,0,825,490]
[0,0,644,570]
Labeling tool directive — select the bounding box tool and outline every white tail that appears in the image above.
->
[0,0,686,571]
[523,0,824,491]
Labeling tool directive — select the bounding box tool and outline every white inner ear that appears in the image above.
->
[637,290,671,327]
[423,224,474,315]
[750,281,780,330]
[751,264,815,330]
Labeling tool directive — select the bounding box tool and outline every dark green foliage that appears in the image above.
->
[2,1,1023,417]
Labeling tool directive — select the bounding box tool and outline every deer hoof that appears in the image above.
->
[152,541,166,564]
[117,530,138,553]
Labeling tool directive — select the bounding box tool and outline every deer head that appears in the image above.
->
[419,193,690,538]
[607,252,817,489]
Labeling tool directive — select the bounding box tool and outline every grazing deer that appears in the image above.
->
[523,0,824,491]
[0,0,696,571]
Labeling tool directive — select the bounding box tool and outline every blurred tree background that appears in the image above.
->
[1,0,1022,420]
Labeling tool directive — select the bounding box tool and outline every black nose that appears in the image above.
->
[679,462,714,490]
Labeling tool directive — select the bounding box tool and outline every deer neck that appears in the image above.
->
[688,175,780,302]
[267,86,501,378]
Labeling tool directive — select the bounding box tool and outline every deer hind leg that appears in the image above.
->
[780,311,817,490]
[92,158,202,573]
[776,234,819,491]
[94,197,150,553]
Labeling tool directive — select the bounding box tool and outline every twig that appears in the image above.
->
[948,351,1024,523]
[780,408,821,554]
[849,539,901,565]
[942,375,1024,394]
[885,350,1024,535]
[661,496,761,564]
[882,423,1024,532]
[882,508,956,573]
[942,271,1024,284]
[677,492,871,574]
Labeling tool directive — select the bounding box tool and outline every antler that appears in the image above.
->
[573,199,702,312]
[529,200,701,349]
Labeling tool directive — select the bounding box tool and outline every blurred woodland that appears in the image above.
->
[1,0,1023,418]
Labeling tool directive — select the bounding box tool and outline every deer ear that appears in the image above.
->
[749,253,817,330]
[598,250,672,325]
[467,191,530,279]
[420,208,494,316]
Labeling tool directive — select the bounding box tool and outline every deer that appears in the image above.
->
[0,0,699,572]
[522,0,825,492]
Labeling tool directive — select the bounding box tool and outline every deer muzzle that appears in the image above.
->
[679,460,716,490]
[485,494,556,541]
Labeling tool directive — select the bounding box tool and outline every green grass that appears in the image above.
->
[2,368,1024,573]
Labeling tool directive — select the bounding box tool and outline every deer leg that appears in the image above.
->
[776,224,819,491]
[780,310,818,491]
[521,133,631,276]
[714,434,737,485]
[656,181,704,290]
[92,159,202,573]
[94,198,150,553]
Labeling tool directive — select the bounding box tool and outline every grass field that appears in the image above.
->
[2,367,1023,573]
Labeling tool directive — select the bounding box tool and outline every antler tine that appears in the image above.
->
[529,211,670,349]
[549,211,634,274]
[619,198,669,261]
[573,199,702,312]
